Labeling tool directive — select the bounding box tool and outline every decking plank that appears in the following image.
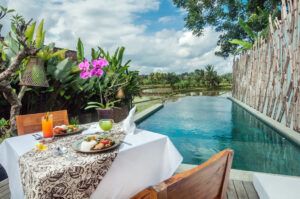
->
[243,181,259,199]
[0,193,10,199]
[233,180,249,199]
[0,182,9,193]
[0,179,8,188]
[0,179,10,199]
[0,178,258,199]
[227,180,238,199]
[0,186,10,199]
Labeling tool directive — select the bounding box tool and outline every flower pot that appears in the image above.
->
[96,108,114,120]
[96,106,129,123]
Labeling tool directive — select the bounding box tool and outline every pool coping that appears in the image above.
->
[177,164,300,181]
[134,103,164,124]
[177,164,253,181]
[228,97,300,147]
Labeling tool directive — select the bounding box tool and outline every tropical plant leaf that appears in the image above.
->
[117,47,125,66]
[54,58,71,80]
[229,39,253,50]
[41,30,46,46]
[106,99,121,108]
[84,105,101,110]
[238,18,257,40]
[51,49,67,60]
[35,19,45,48]
[87,101,103,106]
[4,34,19,57]
[25,21,36,45]
[77,38,84,62]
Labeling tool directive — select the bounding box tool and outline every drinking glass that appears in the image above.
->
[42,114,53,140]
[99,119,113,134]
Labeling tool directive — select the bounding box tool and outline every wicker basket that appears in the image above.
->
[19,57,49,87]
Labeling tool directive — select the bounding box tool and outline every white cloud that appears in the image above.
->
[158,16,175,23]
[0,0,232,74]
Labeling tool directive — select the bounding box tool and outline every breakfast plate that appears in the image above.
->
[53,125,85,137]
[72,135,120,153]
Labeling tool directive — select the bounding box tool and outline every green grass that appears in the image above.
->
[134,96,163,113]
[135,100,161,113]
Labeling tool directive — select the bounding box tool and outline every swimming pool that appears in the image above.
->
[138,96,300,176]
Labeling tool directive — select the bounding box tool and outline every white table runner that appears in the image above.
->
[0,129,182,199]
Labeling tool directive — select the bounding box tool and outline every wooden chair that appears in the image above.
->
[16,110,69,135]
[132,149,234,199]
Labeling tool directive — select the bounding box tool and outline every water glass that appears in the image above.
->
[99,119,113,133]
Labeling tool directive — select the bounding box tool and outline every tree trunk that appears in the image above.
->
[0,81,26,135]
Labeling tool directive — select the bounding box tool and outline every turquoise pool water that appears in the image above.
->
[138,96,300,176]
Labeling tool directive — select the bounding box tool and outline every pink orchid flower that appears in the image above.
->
[78,59,90,71]
[80,70,91,79]
[92,58,109,68]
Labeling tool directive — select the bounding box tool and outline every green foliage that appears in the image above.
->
[228,18,260,53]
[173,0,281,57]
[220,73,232,84]
[141,65,224,89]
[35,19,45,48]
[0,118,9,137]
[0,6,14,23]
[76,38,84,62]
[238,18,257,41]
[85,100,120,110]
[165,73,179,88]
[25,21,36,45]
[204,65,220,88]
[229,39,253,50]
[0,118,9,129]
[70,117,79,126]
[37,45,67,61]
[0,132,11,144]
[77,39,140,109]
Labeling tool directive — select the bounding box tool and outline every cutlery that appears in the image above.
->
[120,140,132,146]
[32,134,42,140]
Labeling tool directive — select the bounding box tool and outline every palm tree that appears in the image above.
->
[166,72,179,89]
[204,65,220,88]
[194,69,205,85]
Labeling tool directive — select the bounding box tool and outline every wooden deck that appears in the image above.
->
[0,179,10,199]
[227,180,259,199]
[0,179,258,199]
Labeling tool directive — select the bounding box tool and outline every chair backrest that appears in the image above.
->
[132,149,234,199]
[16,110,69,135]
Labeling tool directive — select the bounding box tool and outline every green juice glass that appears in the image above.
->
[99,119,113,133]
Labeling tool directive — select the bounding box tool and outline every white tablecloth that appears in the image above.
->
[0,129,182,199]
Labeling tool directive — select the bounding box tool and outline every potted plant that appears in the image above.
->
[85,100,120,120]
[19,19,66,87]
[78,56,129,122]
[77,39,140,122]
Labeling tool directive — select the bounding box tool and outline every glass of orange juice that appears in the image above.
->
[42,113,53,140]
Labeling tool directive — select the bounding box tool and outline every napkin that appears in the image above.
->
[121,106,136,135]
[82,123,103,135]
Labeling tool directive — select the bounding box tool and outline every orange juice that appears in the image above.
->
[42,114,53,138]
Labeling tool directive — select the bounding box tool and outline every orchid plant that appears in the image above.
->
[78,58,108,79]
[76,38,140,111]
[78,57,118,110]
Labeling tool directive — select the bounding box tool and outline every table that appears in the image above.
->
[0,128,182,199]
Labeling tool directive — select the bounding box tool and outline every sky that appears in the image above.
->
[0,0,232,74]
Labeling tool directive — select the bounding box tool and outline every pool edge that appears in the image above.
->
[134,103,164,124]
[177,164,300,182]
[228,96,300,147]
